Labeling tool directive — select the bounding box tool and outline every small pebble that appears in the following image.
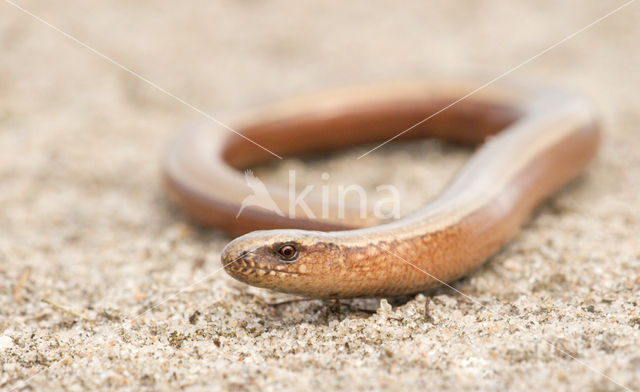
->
[0,335,14,350]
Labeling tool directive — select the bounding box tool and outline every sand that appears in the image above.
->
[1,1,639,391]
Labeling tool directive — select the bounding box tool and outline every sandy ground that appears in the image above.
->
[1,1,639,391]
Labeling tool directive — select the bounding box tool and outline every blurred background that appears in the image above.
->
[1,1,639,391]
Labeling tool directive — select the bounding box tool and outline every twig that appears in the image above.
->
[42,298,93,324]
[13,267,31,303]
[424,297,434,323]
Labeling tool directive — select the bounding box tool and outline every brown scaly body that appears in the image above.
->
[164,81,599,298]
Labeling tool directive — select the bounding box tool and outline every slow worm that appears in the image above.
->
[164,81,599,298]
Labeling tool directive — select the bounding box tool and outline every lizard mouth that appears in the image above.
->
[225,260,308,278]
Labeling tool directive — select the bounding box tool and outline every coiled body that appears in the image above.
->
[164,81,599,298]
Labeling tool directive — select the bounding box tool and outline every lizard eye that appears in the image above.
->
[277,243,298,261]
